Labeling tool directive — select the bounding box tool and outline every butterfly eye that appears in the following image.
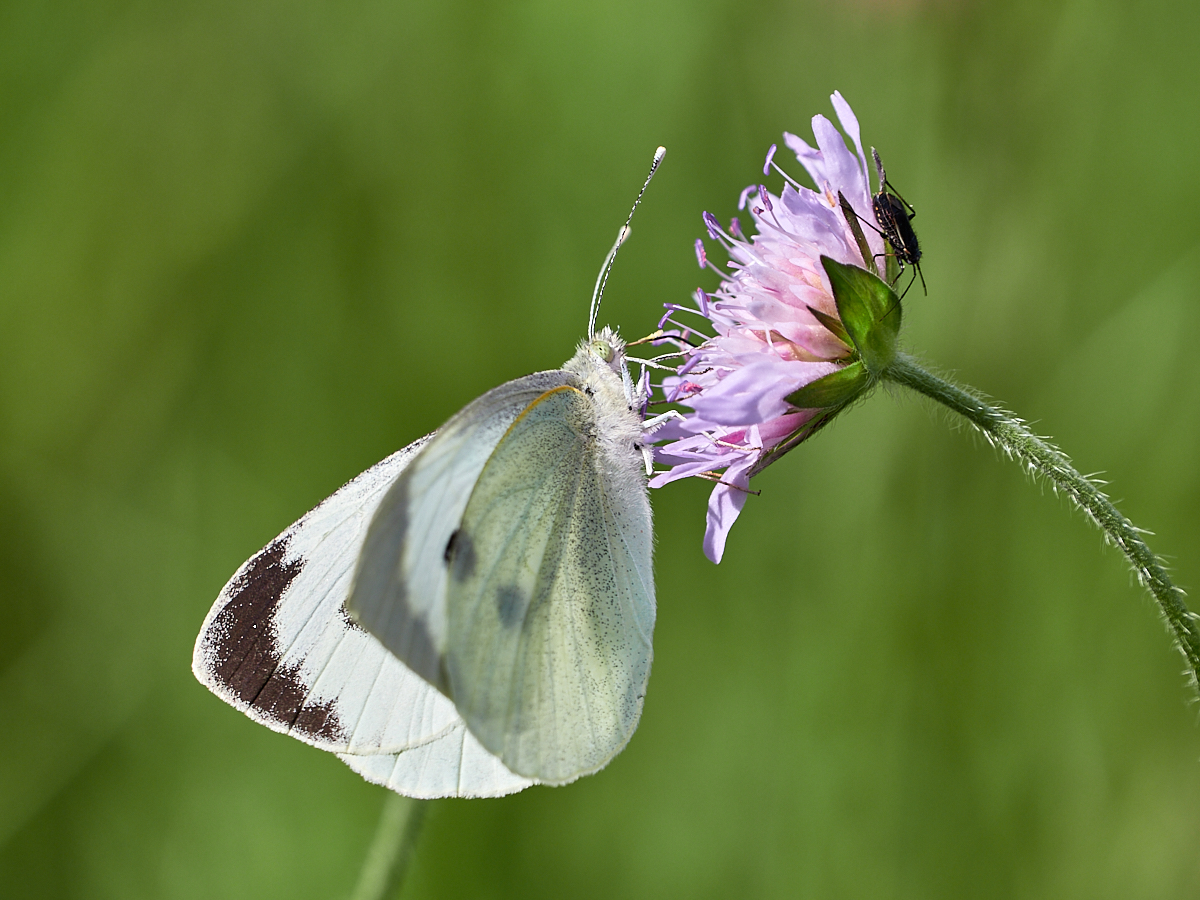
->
[590,339,614,363]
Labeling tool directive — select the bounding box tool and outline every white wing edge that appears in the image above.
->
[338,722,538,799]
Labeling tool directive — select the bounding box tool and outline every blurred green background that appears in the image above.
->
[3,0,1200,896]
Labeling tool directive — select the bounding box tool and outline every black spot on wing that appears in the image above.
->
[447,528,476,582]
[201,535,348,744]
[495,584,527,628]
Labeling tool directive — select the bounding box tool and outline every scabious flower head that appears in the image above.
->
[650,92,888,563]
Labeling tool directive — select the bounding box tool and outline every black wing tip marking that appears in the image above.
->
[197,535,349,744]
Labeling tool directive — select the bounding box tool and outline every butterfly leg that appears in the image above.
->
[641,410,686,432]
[638,410,686,475]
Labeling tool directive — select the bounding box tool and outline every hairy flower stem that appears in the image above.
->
[883,352,1200,693]
[349,795,428,900]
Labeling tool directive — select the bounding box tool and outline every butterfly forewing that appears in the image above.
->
[193,439,466,755]
[194,436,538,797]
[347,371,576,691]
[444,385,655,784]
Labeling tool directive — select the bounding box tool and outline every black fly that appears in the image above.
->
[870,147,926,300]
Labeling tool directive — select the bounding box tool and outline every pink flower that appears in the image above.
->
[651,92,885,563]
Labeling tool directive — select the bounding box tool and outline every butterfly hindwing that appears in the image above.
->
[444,384,655,783]
[346,371,574,691]
[338,721,535,799]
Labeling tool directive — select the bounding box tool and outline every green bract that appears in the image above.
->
[784,360,869,410]
[820,256,901,377]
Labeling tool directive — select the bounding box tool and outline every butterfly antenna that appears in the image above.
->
[589,146,666,338]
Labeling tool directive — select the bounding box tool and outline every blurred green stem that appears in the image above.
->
[883,352,1200,692]
[348,794,428,900]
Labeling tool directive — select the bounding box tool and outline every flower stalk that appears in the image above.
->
[349,795,428,900]
[882,352,1200,692]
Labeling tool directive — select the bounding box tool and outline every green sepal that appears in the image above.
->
[784,359,869,409]
[820,256,901,375]
[806,305,852,348]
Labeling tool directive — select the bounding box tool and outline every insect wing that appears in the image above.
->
[338,721,534,799]
[444,385,655,783]
[873,192,919,263]
[194,437,538,797]
[347,371,574,692]
[192,438,477,756]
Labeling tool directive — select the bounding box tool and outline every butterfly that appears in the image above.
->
[192,149,668,798]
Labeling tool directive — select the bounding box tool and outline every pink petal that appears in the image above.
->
[702,456,755,564]
[830,91,870,204]
[689,359,795,425]
[810,115,869,214]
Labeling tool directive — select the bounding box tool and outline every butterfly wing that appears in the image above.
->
[444,385,655,784]
[338,721,533,799]
[347,371,574,692]
[191,438,535,797]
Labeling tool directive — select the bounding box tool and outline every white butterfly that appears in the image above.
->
[193,150,669,798]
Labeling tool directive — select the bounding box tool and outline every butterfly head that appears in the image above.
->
[569,325,628,384]
[586,325,627,374]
